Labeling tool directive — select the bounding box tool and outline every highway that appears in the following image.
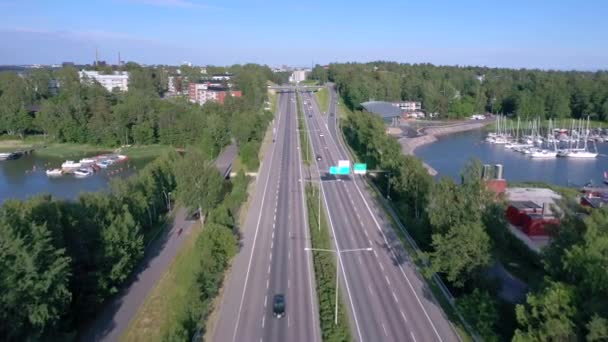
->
[300,88,460,342]
[212,92,320,342]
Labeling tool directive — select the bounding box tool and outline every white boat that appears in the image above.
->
[566,150,598,159]
[0,152,11,160]
[96,160,110,168]
[73,168,94,177]
[62,160,81,169]
[117,154,128,161]
[79,158,96,165]
[46,169,63,176]
[530,150,557,158]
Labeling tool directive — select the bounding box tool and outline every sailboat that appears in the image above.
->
[565,117,598,158]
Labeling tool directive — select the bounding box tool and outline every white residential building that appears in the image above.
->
[289,70,307,83]
[79,70,129,92]
[211,73,233,81]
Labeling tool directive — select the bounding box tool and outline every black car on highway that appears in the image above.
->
[273,294,285,318]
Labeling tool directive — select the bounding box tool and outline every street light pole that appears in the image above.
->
[305,247,373,325]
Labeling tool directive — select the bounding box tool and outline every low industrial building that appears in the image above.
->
[361,101,403,125]
[504,187,562,253]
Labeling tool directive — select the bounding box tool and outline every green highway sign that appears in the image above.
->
[329,166,350,175]
[338,166,350,175]
[354,163,367,174]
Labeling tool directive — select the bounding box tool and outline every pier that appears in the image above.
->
[0,148,35,160]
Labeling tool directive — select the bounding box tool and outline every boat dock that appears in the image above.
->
[0,148,35,160]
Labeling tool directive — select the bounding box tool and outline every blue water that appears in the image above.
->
[415,129,608,187]
[0,153,147,203]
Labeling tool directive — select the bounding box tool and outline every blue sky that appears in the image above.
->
[1,0,607,69]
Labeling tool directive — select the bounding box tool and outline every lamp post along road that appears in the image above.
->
[304,247,373,325]
[301,178,322,231]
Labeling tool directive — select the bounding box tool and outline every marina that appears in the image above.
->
[0,152,149,204]
[415,128,608,187]
[485,117,602,159]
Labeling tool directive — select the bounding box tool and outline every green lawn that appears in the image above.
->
[299,79,319,85]
[297,92,311,165]
[122,224,204,342]
[314,88,329,114]
[119,145,175,159]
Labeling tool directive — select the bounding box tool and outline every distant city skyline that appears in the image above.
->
[1,0,607,70]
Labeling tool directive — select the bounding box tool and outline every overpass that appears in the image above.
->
[267,85,323,92]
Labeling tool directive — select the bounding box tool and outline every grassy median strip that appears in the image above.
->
[305,184,351,342]
[315,87,329,114]
[297,91,311,165]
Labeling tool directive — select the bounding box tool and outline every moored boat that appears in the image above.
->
[46,168,63,177]
[96,160,110,168]
[79,158,96,165]
[0,152,12,160]
[62,160,81,169]
[73,167,94,177]
[566,150,598,159]
[529,150,557,158]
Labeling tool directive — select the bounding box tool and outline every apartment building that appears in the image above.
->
[188,82,242,105]
[79,70,129,92]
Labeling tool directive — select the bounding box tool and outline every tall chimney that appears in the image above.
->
[95,47,99,66]
[118,51,121,66]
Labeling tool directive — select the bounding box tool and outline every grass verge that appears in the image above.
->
[122,223,204,342]
[119,145,175,160]
[314,88,329,114]
[305,184,351,342]
[297,91,311,165]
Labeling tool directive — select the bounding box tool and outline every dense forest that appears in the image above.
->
[0,63,275,340]
[0,152,178,340]
[310,62,608,120]
[0,63,277,168]
[342,105,608,340]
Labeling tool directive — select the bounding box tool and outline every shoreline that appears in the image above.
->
[397,120,492,176]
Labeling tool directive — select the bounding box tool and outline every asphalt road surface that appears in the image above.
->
[300,88,460,342]
[79,208,196,342]
[212,92,320,342]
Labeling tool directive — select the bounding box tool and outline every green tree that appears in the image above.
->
[175,149,224,222]
[513,281,577,342]
[0,218,71,340]
[587,315,608,341]
[456,289,499,341]
[429,221,492,287]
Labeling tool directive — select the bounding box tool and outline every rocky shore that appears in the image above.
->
[397,120,492,176]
